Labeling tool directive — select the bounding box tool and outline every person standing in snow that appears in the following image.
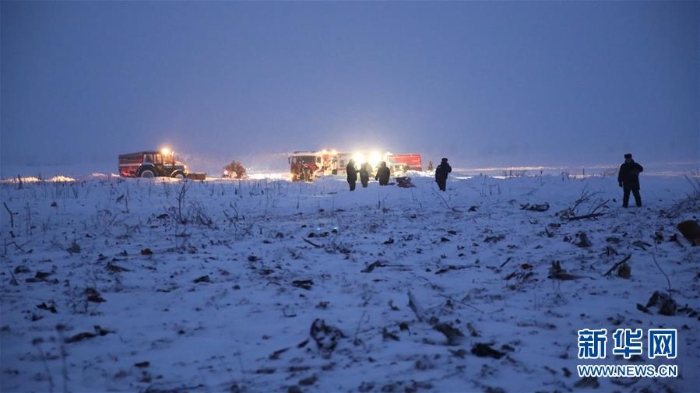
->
[435,157,452,191]
[375,161,391,186]
[346,159,358,191]
[617,153,643,208]
[359,162,371,188]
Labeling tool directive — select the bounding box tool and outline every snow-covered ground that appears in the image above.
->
[1,169,698,393]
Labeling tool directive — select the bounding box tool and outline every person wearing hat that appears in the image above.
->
[435,157,452,191]
[617,153,644,207]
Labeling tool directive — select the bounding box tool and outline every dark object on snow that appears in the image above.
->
[193,275,211,284]
[471,343,505,359]
[292,279,313,290]
[309,319,345,354]
[375,161,391,186]
[37,302,57,313]
[64,325,113,344]
[435,323,464,346]
[617,154,643,208]
[361,261,387,273]
[574,377,600,389]
[646,291,677,316]
[395,177,415,188]
[382,327,400,341]
[677,220,700,246]
[140,248,153,255]
[434,158,452,191]
[617,262,631,279]
[548,261,588,281]
[575,232,592,247]
[520,203,550,212]
[604,254,632,277]
[85,287,106,302]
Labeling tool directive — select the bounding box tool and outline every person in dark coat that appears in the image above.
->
[435,157,452,191]
[359,162,371,188]
[346,159,358,191]
[617,153,643,207]
[375,161,391,186]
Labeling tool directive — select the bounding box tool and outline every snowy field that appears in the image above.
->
[1,170,699,393]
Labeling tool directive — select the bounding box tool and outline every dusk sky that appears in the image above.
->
[1,1,698,173]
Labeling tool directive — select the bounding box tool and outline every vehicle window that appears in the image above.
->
[155,154,162,164]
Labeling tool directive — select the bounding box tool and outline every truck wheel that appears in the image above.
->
[172,172,185,179]
[140,169,156,178]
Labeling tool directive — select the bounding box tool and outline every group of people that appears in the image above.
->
[345,153,644,209]
[345,157,453,192]
[346,160,392,191]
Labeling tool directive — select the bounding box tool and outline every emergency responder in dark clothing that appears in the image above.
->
[346,159,358,191]
[375,161,391,186]
[617,153,643,207]
[359,162,371,188]
[435,158,452,191]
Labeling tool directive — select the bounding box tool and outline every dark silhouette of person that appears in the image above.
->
[435,157,452,191]
[617,153,643,207]
[359,162,371,188]
[427,161,434,171]
[346,159,358,191]
[375,161,390,186]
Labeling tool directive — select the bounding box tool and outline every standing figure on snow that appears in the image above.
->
[346,159,358,191]
[617,153,643,208]
[435,157,452,191]
[375,161,391,186]
[359,162,372,188]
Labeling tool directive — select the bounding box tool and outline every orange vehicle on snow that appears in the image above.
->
[288,150,338,182]
[118,149,205,180]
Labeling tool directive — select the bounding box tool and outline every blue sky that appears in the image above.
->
[1,1,698,172]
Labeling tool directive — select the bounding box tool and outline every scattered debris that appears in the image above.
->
[292,279,313,290]
[309,319,345,356]
[677,220,700,245]
[361,261,387,273]
[85,287,106,303]
[548,261,590,281]
[193,275,211,284]
[434,322,464,346]
[520,203,550,212]
[64,325,114,344]
[484,234,505,243]
[67,241,81,254]
[604,254,632,277]
[574,377,599,389]
[303,238,322,248]
[37,302,57,313]
[106,262,130,272]
[381,327,400,341]
[471,343,505,359]
[646,291,677,316]
[575,232,592,247]
[435,265,469,274]
[617,262,631,279]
